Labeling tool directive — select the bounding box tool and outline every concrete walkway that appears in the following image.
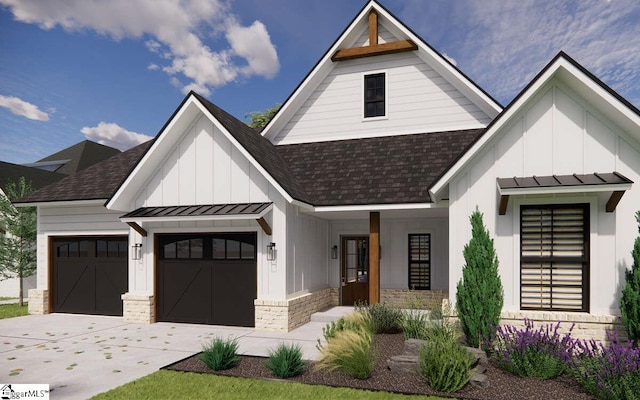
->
[0,309,352,399]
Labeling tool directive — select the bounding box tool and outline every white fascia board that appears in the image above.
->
[429,60,566,199]
[106,97,201,211]
[15,199,106,208]
[313,201,447,213]
[121,204,272,224]
[191,101,295,204]
[498,183,632,196]
[291,199,314,210]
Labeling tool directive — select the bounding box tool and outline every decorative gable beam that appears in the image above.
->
[332,10,417,62]
[126,221,147,237]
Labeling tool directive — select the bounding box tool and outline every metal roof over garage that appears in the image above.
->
[120,202,273,221]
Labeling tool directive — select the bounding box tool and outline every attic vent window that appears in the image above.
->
[364,73,385,118]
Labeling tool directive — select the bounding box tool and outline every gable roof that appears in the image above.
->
[277,128,484,206]
[15,142,151,204]
[0,161,64,194]
[105,92,312,210]
[26,140,121,175]
[260,0,502,140]
[429,51,640,199]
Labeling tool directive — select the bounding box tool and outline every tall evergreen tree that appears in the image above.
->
[456,208,504,348]
[0,177,36,306]
[621,211,640,345]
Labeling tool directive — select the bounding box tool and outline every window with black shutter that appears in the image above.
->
[520,204,589,312]
[408,234,430,290]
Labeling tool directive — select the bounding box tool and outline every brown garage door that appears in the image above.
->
[157,233,257,327]
[52,237,128,316]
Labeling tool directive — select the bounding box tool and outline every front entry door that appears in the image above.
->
[341,236,369,305]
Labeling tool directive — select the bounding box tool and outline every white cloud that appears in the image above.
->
[401,0,640,106]
[0,94,50,121]
[147,63,160,71]
[81,122,152,151]
[0,0,280,94]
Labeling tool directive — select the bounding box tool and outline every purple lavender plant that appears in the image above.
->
[489,319,577,379]
[573,332,640,400]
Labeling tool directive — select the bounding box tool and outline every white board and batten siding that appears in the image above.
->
[448,82,640,315]
[128,114,289,299]
[35,205,128,289]
[286,204,330,296]
[273,50,492,145]
[328,217,449,292]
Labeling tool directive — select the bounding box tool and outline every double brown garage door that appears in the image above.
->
[157,233,257,327]
[52,236,128,316]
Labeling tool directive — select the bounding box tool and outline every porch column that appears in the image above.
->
[369,211,380,304]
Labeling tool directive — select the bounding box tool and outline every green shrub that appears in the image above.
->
[424,299,459,343]
[456,208,504,348]
[200,337,240,371]
[316,328,376,379]
[419,336,473,392]
[317,310,372,350]
[621,211,640,344]
[356,302,403,334]
[402,309,428,340]
[264,343,306,378]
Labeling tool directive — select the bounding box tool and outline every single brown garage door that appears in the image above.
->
[157,233,257,327]
[52,236,128,316]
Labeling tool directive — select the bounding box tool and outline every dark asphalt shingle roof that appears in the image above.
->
[276,129,485,206]
[0,161,64,193]
[17,93,484,207]
[16,142,151,204]
[35,140,121,175]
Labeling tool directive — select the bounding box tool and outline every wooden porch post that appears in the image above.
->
[369,211,380,304]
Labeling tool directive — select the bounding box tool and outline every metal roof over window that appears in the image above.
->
[496,172,633,215]
[120,202,272,222]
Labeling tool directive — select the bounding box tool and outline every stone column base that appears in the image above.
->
[28,289,49,315]
[122,293,155,324]
[255,288,336,332]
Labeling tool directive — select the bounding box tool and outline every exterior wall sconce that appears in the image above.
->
[131,243,143,260]
[331,245,338,259]
[266,242,276,261]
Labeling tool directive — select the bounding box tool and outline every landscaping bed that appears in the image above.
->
[164,333,594,400]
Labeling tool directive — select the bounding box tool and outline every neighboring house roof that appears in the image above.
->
[0,161,64,194]
[277,129,484,206]
[16,142,151,204]
[25,140,120,175]
[430,51,640,199]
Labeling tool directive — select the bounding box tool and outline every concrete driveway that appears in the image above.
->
[0,312,341,399]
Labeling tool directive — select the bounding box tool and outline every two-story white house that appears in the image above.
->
[18,1,640,340]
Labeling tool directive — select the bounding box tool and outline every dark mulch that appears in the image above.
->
[164,333,595,400]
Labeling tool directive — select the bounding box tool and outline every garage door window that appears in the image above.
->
[212,235,255,260]
[96,239,128,258]
[57,240,89,258]
[163,238,203,259]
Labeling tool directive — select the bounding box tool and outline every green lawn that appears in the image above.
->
[92,370,446,400]
[0,303,28,319]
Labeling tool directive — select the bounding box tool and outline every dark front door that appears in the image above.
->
[341,236,369,306]
[156,233,257,326]
[52,236,128,316]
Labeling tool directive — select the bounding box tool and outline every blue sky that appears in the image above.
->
[0,0,638,164]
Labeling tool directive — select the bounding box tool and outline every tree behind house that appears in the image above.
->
[456,208,504,348]
[620,211,640,345]
[245,104,280,129]
[0,177,36,306]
